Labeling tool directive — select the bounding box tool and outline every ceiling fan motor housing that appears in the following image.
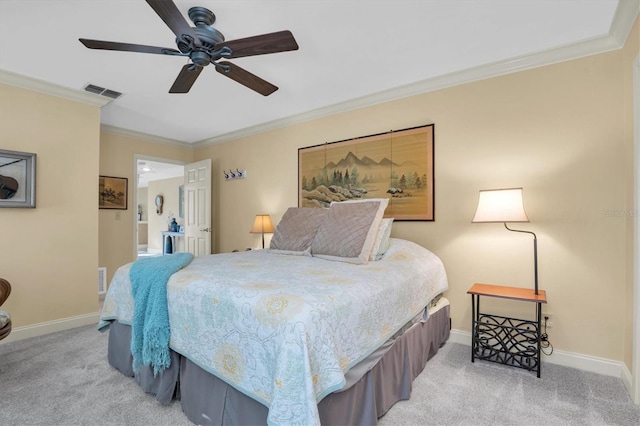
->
[191,50,210,66]
[177,7,226,65]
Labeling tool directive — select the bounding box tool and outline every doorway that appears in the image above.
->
[134,156,185,258]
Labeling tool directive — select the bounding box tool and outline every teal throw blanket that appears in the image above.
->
[129,252,193,376]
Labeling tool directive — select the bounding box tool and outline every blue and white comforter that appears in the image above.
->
[99,238,448,426]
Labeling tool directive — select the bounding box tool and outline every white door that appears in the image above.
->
[184,159,211,256]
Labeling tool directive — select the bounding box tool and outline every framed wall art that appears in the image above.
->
[0,149,37,208]
[99,175,128,210]
[298,124,434,221]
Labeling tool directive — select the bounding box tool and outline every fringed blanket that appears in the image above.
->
[129,252,193,375]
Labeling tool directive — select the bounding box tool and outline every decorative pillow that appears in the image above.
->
[369,218,394,261]
[269,207,328,255]
[311,198,389,264]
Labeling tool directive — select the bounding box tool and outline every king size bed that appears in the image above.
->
[99,200,450,425]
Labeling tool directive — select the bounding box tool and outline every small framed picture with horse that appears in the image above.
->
[0,149,36,208]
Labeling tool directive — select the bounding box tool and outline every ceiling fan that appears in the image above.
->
[79,0,299,96]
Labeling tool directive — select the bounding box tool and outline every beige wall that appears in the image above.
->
[99,132,192,284]
[0,84,100,327]
[622,17,640,372]
[195,46,635,363]
[147,176,184,253]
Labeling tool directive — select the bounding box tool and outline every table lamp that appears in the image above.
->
[472,187,538,294]
[250,214,274,249]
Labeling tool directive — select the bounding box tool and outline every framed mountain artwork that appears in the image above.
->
[298,124,434,221]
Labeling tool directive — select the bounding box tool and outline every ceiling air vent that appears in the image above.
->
[83,84,122,99]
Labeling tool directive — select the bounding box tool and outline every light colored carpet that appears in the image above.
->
[1,325,638,425]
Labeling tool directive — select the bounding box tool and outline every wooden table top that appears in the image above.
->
[467,283,547,303]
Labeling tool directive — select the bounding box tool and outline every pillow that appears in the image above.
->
[311,198,389,264]
[269,207,328,255]
[369,218,394,261]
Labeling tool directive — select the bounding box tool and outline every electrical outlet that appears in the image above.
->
[543,313,553,328]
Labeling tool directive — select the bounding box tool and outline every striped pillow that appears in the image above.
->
[270,207,328,255]
[311,198,388,264]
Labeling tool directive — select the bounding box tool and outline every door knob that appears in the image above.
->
[200,227,212,232]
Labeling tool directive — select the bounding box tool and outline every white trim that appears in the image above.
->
[632,52,640,404]
[610,0,640,46]
[449,329,628,379]
[0,69,111,107]
[448,329,473,346]
[0,312,100,344]
[195,35,620,148]
[623,363,634,400]
[101,125,191,148]
[193,15,640,149]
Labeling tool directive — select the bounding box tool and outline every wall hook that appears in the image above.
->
[224,168,247,181]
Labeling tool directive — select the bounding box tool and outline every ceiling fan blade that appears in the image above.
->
[169,64,203,93]
[216,30,298,59]
[146,0,201,48]
[215,61,278,96]
[79,38,181,55]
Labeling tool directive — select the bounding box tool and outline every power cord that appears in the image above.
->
[541,316,554,356]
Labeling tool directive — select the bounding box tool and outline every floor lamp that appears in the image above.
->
[472,187,538,295]
[250,214,274,249]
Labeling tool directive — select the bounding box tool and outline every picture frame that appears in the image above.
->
[99,175,128,210]
[0,149,37,208]
[298,124,435,221]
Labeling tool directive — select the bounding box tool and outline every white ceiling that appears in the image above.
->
[137,159,183,188]
[0,1,637,146]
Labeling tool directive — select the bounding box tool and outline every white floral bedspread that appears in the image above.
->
[99,238,448,426]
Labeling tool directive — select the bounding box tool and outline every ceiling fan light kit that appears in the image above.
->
[79,0,298,96]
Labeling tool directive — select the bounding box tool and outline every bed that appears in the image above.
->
[99,201,450,425]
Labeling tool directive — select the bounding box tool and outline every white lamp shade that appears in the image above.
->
[472,188,530,223]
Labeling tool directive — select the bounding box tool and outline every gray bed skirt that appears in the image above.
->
[106,303,450,425]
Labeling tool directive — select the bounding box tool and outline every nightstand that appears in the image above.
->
[467,283,547,377]
[162,231,184,255]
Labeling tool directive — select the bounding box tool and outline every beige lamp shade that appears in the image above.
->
[250,215,274,234]
[472,188,530,223]
[250,214,274,249]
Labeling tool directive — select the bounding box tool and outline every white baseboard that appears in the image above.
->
[622,363,634,399]
[0,312,100,344]
[449,329,628,379]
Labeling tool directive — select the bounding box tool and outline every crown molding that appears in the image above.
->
[0,69,111,107]
[194,31,628,148]
[610,0,640,46]
[195,1,639,148]
[100,124,192,148]
[4,1,638,149]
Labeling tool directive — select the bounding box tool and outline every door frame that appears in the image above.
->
[132,154,186,260]
[632,52,639,405]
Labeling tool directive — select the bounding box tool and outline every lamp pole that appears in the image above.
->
[504,223,538,295]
